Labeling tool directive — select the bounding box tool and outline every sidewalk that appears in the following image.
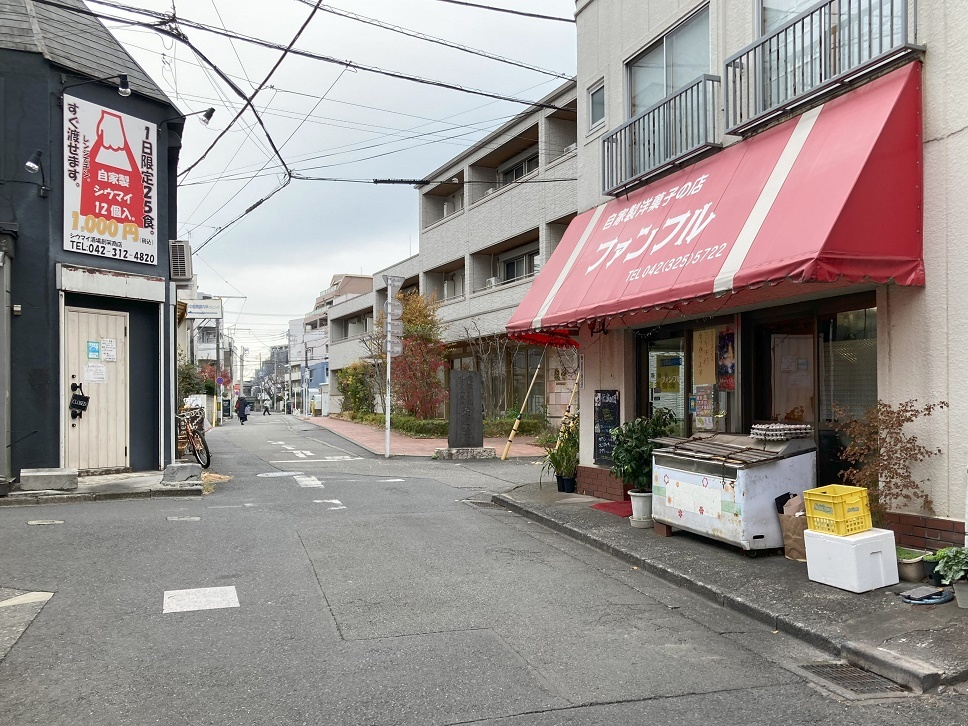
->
[304,415,545,458]
[493,482,968,694]
[0,472,201,506]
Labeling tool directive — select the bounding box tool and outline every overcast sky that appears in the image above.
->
[100,0,577,365]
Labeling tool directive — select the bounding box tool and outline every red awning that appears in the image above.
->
[508,63,923,335]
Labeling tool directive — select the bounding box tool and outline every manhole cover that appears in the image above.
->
[257,471,303,478]
[465,500,504,509]
[801,663,906,694]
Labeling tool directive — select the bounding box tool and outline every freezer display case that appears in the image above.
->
[651,433,817,551]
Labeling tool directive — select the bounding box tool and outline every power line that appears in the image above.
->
[429,0,575,23]
[37,0,566,110]
[292,0,573,80]
[178,0,325,179]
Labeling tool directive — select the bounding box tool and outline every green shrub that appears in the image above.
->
[336,362,375,415]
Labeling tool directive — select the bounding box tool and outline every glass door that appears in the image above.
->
[751,317,816,424]
[647,336,686,436]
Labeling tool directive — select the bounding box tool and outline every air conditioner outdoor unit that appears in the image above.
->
[485,277,499,288]
[563,142,577,154]
[169,240,193,281]
[443,281,454,298]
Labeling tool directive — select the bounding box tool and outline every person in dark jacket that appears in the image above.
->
[235,394,248,425]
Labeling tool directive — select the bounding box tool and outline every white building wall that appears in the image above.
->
[575,0,965,518]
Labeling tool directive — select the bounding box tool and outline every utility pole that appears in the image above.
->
[304,346,309,417]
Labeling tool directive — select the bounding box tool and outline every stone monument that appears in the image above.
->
[436,370,494,460]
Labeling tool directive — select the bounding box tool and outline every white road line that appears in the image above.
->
[293,451,314,458]
[0,591,53,608]
[313,499,347,510]
[379,479,405,483]
[270,456,362,463]
[207,505,243,509]
[167,516,201,522]
[257,471,303,477]
[243,503,255,507]
[27,520,64,526]
[293,475,324,488]
[283,446,296,450]
[163,586,239,614]
[267,441,285,445]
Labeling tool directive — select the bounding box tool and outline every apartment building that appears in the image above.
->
[335,81,581,420]
[509,1,966,546]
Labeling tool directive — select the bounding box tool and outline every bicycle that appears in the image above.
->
[176,407,211,468]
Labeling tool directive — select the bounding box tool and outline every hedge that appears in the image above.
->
[332,412,549,438]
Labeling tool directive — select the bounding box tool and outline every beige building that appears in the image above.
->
[510,0,966,547]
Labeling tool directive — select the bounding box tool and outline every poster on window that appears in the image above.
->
[63,95,157,266]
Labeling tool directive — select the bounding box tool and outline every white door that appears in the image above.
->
[64,307,129,471]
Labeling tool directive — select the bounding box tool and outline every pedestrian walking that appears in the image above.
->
[235,394,248,425]
[262,399,271,416]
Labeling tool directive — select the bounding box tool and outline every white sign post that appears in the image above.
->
[383,275,405,458]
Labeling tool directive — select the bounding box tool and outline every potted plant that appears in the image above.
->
[541,414,579,493]
[896,546,927,582]
[609,408,677,528]
[934,546,968,585]
[923,548,944,584]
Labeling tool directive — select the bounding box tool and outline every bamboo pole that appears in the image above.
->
[501,348,546,460]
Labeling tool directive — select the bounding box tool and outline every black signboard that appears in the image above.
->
[69,393,90,412]
[593,389,620,464]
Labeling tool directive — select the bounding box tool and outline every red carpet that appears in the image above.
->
[591,500,632,517]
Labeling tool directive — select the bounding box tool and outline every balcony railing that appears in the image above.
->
[602,75,722,196]
[725,0,922,135]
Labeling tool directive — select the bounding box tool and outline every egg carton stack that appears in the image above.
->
[749,423,813,441]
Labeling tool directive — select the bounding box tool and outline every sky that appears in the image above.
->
[97,0,578,367]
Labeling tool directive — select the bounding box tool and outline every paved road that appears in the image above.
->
[1,416,965,725]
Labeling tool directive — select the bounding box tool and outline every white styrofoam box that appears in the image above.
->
[804,528,899,593]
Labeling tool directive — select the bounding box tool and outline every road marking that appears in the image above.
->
[244,503,255,507]
[27,520,64,526]
[167,516,201,522]
[267,441,286,445]
[379,479,405,483]
[294,475,324,488]
[293,450,314,458]
[269,456,361,463]
[257,471,303,478]
[163,586,239,614]
[0,591,53,608]
[313,499,347,510]
[207,505,243,509]
[283,446,296,450]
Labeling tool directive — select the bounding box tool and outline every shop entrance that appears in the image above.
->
[63,307,129,472]
[645,336,686,436]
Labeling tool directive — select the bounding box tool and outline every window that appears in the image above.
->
[502,251,538,282]
[589,83,605,128]
[760,0,816,33]
[628,8,709,117]
[500,154,539,186]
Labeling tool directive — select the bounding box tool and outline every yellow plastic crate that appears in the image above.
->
[803,484,872,536]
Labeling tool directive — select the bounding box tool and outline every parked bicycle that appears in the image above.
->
[176,407,211,468]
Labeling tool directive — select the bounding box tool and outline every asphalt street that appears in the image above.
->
[1,415,966,725]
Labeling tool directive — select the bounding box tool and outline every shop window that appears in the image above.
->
[751,317,816,424]
[689,325,736,434]
[818,307,877,483]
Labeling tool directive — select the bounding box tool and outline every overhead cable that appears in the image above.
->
[429,0,575,23]
[292,0,573,80]
[35,0,565,110]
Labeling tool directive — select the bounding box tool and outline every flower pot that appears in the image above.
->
[560,476,576,493]
[897,556,925,583]
[924,559,939,581]
[628,490,653,529]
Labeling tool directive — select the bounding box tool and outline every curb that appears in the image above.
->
[0,486,203,507]
[492,493,949,690]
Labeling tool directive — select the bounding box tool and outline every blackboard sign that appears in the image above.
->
[593,390,620,464]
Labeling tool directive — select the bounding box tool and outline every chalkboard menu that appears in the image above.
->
[593,389,620,464]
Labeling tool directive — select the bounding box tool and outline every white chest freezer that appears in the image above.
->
[651,433,816,551]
